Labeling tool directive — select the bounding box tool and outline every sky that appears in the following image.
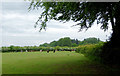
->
[1,0,113,46]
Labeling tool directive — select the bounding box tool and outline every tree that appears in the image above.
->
[62,37,72,47]
[72,43,78,47]
[49,41,57,47]
[83,37,101,44]
[39,37,101,47]
[57,37,72,47]
[75,39,79,45]
[57,38,64,46]
[29,2,120,48]
[71,39,79,45]
[9,45,14,52]
[40,43,49,47]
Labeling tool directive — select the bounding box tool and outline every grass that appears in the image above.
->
[2,51,119,74]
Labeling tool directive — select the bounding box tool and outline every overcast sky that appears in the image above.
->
[1,0,113,46]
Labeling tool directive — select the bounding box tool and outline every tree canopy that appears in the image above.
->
[40,37,102,47]
[29,2,118,30]
[29,1,120,47]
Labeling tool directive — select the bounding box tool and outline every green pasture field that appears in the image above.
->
[2,51,118,74]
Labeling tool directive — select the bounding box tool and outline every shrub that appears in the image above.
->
[76,42,104,62]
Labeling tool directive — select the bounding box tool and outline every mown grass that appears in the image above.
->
[2,51,117,74]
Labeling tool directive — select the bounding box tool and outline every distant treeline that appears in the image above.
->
[40,37,103,47]
[2,46,76,52]
[2,37,103,52]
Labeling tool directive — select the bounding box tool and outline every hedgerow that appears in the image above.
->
[76,42,104,62]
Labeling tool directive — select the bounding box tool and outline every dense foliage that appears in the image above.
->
[29,2,118,31]
[40,37,102,47]
[76,42,104,62]
[76,42,120,65]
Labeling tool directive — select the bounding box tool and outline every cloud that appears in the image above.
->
[1,1,112,46]
[2,0,26,2]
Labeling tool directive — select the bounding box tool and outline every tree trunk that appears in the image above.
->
[99,2,120,65]
[110,3,120,48]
